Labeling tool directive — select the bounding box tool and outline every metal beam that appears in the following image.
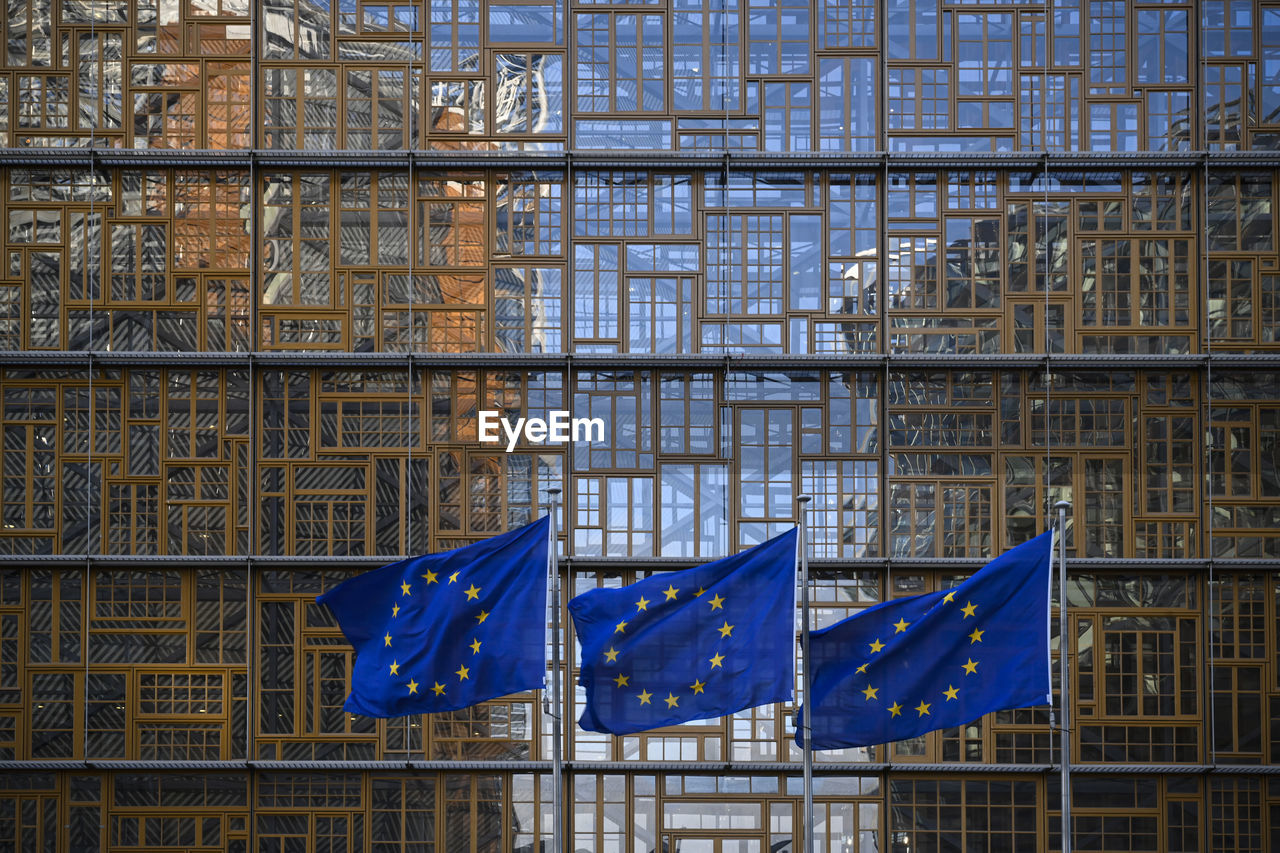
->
[1,147,1278,170]
[0,351,1271,370]
[2,759,1278,774]
[0,553,1270,573]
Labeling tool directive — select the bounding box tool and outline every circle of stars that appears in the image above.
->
[602,582,730,713]
[381,565,489,701]
[857,593,984,721]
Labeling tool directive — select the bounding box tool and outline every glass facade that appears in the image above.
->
[0,0,1278,850]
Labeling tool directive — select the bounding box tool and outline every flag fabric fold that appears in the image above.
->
[798,531,1054,750]
[316,516,550,718]
[570,528,798,735]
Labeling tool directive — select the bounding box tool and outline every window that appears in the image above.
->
[892,780,1038,851]
[574,172,649,237]
[762,82,811,151]
[493,266,563,353]
[262,68,339,150]
[493,54,564,135]
[1079,238,1192,330]
[628,276,694,353]
[817,57,876,151]
[1019,74,1079,150]
[1088,101,1140,151]
[573,244,620,347]
[887,67,949,131]
[943,218,1001,310]
[821,0,874,49]
[496,173,563,255]
[1088,0,1127,93]
[672,0,741,112]
[1203,0,1253,57]
[574,475,655,555]
[1208,174,1275,252]
[736,407,795,545]
[345,68,416,150]
[337,171,410,268]
[1205,65,1246,150]
[706,214,785,315]
[429,0,481,71]
[262,173,334,306]
[1135,9,1189,85]
[746,0,809,74]
[573,372,653,470]
[956,14,1014,102]
[575,14,665,113]
[1146,90,1191,152]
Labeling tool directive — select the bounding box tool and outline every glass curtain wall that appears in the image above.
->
[0,0,1278,850]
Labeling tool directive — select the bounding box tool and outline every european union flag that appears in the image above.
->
[316,517,550,718]
[798,531,1053,749]
[570,528,797,735]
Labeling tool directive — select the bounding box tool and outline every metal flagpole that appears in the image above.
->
[1054,500,1072,853]
[546,489,564,853]
[796,494,814,853]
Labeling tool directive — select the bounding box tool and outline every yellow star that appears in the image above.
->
[663,584,679,601]
[969,627,984,644]
[613,673,629,688]
[389,660,400,675]
[709,652,725,669]
[943,591,956,603]
[869,638,884,653]
[943,684,959,701]
[392,603,400,618]
[476,609,489,624]
[664,692,679,709]
[961,601,977,619]
[888,701,903,717]
[718,620,734,638]
[604,646,619,663]
[893,618,910,633]
[862,684,878,701]
[432,682,445,695]
[915,700,931,716]
[637,689,653,705]
[962,658,979,675]
[470,638,481,654]
[695,586,706,597]
[422,570,438,584]
[400,581,411,596]
[465,583,481,601]
[448,571,459,584]
[635,596,650,611]
[406,679,419,694]
[856,663,869,674]
[384,632,392,647]
[707,593,725,611]
[614,619,629,634]
[690,679,705,694]
[456,664,470,681]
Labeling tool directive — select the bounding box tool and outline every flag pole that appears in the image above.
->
[1054,500,1072,853]
[796,494,814,853]
[546,489,564,853]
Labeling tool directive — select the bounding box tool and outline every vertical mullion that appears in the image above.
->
[247,0,261,833]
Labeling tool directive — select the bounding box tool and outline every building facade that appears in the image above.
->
[0,0,1278,850]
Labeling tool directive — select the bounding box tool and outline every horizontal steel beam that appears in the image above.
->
[0,147,1278,170]
[0,759,1277,775]
[0,553,1274,573]
[0,351,1272,370]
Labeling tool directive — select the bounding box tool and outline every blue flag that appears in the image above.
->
[798,531,1054,749]
[570,528,797,735]
[316,517,550,718]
